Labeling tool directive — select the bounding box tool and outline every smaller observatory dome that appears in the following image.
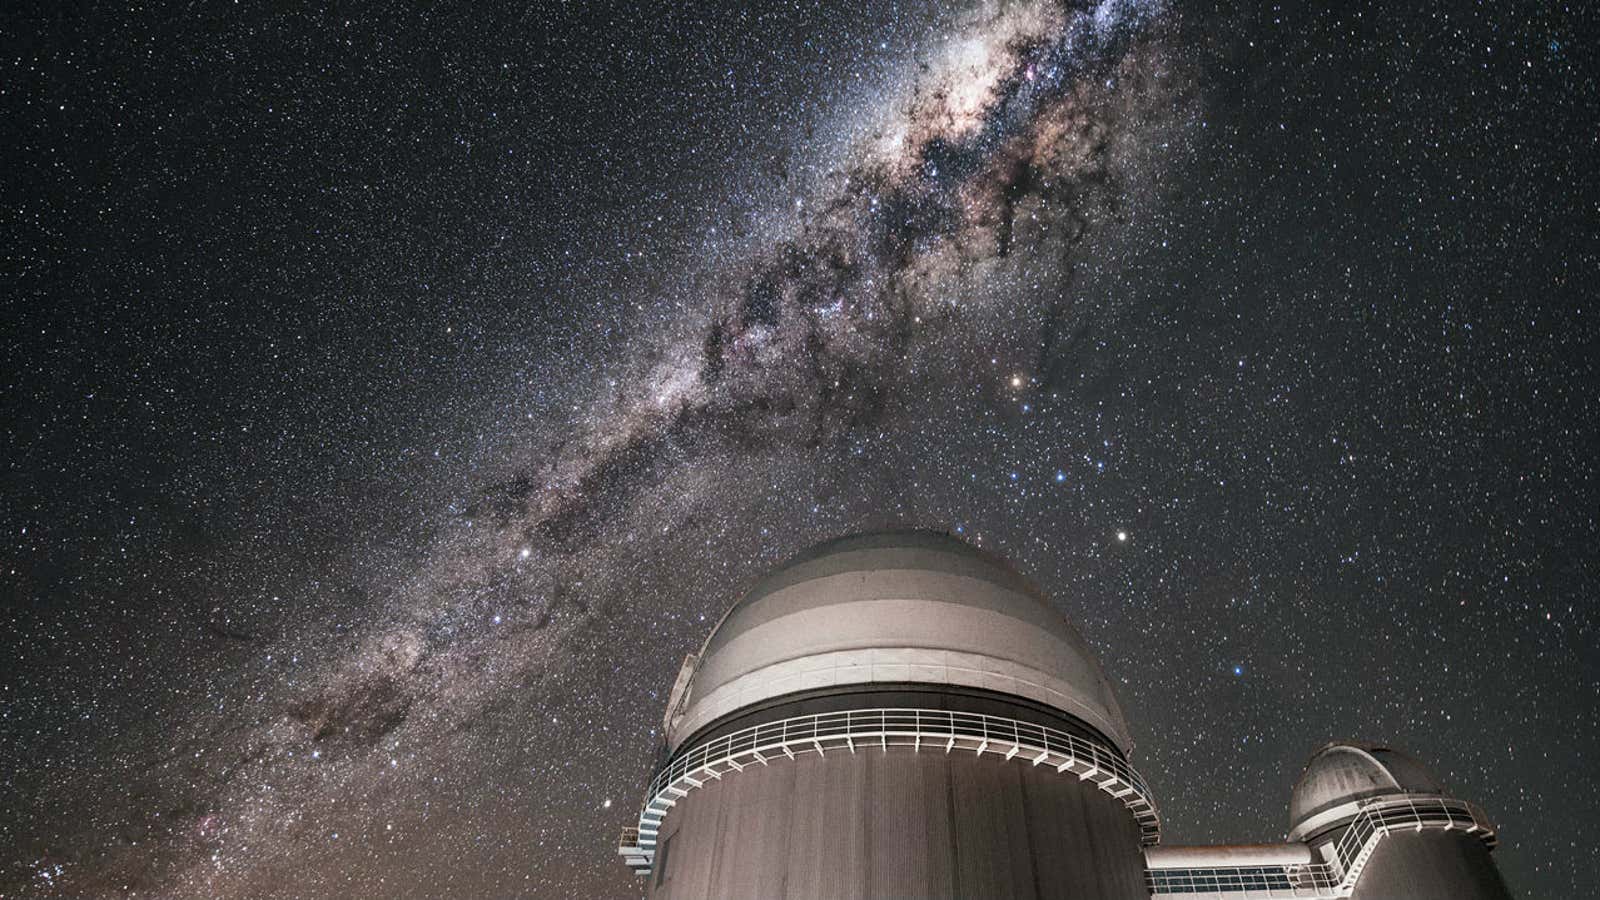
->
[663,530,1133,754]
[1288,742,1446,839]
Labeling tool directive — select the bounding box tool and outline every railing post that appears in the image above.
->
[632,706,1165,865]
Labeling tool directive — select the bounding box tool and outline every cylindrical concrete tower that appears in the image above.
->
[618,530,1159,898]
[1287,743,1512,899]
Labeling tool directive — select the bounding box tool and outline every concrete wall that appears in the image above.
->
[1351,830,1513,900]
[646,745,1148,900]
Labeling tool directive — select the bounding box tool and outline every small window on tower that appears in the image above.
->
[655,832,673,888]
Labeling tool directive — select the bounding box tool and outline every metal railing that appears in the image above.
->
[618,707,1161,875]
[617,826,648,872]
[1326,795,1494,891]
[1145,796,1497,898]
[1146,862,1338,897]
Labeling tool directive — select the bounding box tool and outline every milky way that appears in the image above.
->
[5,0,1595,896]
[533,0,1178,552]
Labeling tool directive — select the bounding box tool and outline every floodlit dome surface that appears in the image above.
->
[665,530,1134,753]
[1289,743,1446,834]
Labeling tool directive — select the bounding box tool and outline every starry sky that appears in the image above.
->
[3,1,1596,897]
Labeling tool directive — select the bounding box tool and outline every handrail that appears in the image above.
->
[618,706,1161,875]
[1327,795,1493,891]
[622,717,1497,889]
[1145,796,1497,898]
[1147,860,1339,897]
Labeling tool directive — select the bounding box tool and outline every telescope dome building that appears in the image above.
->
[618,530,1513,899]
[1280,743,1512,899]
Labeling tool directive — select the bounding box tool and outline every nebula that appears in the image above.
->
[523,0,1177,553]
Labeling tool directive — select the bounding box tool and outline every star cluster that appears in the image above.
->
[2,1,1595,897]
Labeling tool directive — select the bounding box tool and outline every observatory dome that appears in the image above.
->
[663,530,1133,753]
[1289,742,1446,838]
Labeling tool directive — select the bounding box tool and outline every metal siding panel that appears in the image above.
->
[750,755,799,897]
[652,738,1148,900]
[996,761,1043,899]
[927,752,962,896]
[700,776,735,900]
[1106,774,1150,896]
[1352,831,1513,900]
[816,752,869,899]
[648,783,716,900]
[709,766,766,900]
[783,752,869,899]
[783,753,831,899]
[681,779,722,900]
[952,758,1026,897]
[866,749,956,899]
[1020,758,1084,895]
[1087,784,1150,898]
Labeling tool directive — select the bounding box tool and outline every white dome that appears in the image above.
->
[1288,743,1446,838]
[664,530,1134,753]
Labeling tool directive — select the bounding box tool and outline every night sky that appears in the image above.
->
[3,1,1596,897]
